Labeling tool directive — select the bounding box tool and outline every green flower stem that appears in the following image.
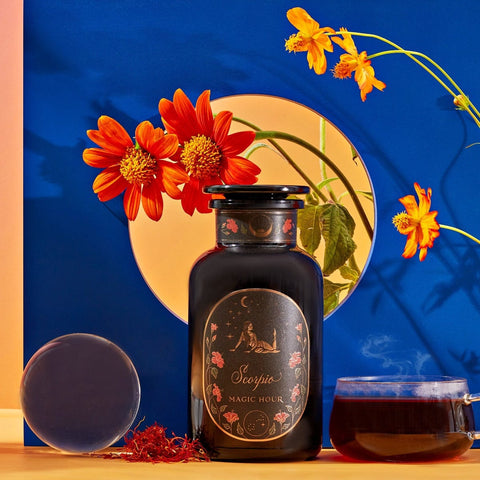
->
[331,31,480,127]
[319,117,338,202]
[368,49,480,127]
[233,117,328,203]
[369,50,457,97]
[255,129,374,240]
[439,224,480,245]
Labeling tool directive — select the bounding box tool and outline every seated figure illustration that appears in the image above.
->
[231,321,279,353]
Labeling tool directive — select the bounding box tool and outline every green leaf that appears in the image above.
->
[304,180,339,206]
[324,277,351,297]
[356,190,374,202]
[339,265,359,282]
[324,291,339,316]
[318,203,356,275]
[323,278,351,315]
[315,178,339,191]
[305,192,319,206]
[297,204,323,257]
[244,142,270,159]
[338,189,373,203]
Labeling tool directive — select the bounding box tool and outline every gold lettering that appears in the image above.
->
[259,396,284,403]
[228,395,256,403]
[230,364,282,392]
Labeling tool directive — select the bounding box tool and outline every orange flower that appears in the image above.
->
[332,28,386,101]
[285,7,335,75]
[83,116,188,221]
[392,183,440,261]
[158,89,260,215]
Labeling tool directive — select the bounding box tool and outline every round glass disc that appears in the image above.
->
[20,333,141,453]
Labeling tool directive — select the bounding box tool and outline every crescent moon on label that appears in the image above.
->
[240,296,248,308]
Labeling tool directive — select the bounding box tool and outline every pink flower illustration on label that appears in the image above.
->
[274,411,290,424]
[212,351,224,368]
[291,384,300,402]
[223,411,239,424]
[212,383,222,402]
[289,352,302,369]
[282,218,294,233]
[211,323,218,332]
[226,219,239,233]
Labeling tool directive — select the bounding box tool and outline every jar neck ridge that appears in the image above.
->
[215,209,298,247]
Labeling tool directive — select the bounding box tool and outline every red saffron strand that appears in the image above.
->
[104,420,210,463]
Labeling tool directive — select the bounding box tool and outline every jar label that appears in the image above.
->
[203,288,310,441]
[216,210,297,245]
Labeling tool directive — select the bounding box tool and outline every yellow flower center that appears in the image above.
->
[392,212,416,232]
[181,134,222,179]
[120,146,157,186]
[333,61,354,79]
[285,33,307,52]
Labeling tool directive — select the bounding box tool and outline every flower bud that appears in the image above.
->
[453,94,470,111]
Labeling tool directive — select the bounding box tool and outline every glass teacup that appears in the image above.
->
[329,375,480,462]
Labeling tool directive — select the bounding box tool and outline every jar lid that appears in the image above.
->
[205,184,309,209]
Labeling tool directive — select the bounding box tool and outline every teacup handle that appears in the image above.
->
[463,393,480,405]
[464,393,480,440]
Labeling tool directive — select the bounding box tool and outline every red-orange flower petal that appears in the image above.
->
[331,28,357,56]
[159,161,189,199]
[83,148,120,168]
[182,178,214,216]
[195,90,214,136]
[355,53,386,101]
[84,115,185,221]
[221,131,257,157]
[393,182,440,261]
[285,7,335,75]
[92,166,129,202]
[332,29,386,101]
[87,116,133,156]
[221,157,261,185]
[142,179,165,221]
[123,184,142,221]
[212,110,233,147]
[158,89,259,215]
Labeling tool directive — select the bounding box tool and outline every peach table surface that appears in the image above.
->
[2,409,480,480]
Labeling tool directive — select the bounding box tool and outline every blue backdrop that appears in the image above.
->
[24,0,480,447]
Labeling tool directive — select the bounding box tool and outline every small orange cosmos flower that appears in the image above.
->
[83,116,189,221]
[392,183,440,261]
[332,28,386,101]
[285,7,336,75]
[158,89,260,215]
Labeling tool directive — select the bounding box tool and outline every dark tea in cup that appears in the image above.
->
[329,376,480,462]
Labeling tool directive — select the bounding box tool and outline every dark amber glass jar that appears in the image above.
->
[188,185,323,461]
